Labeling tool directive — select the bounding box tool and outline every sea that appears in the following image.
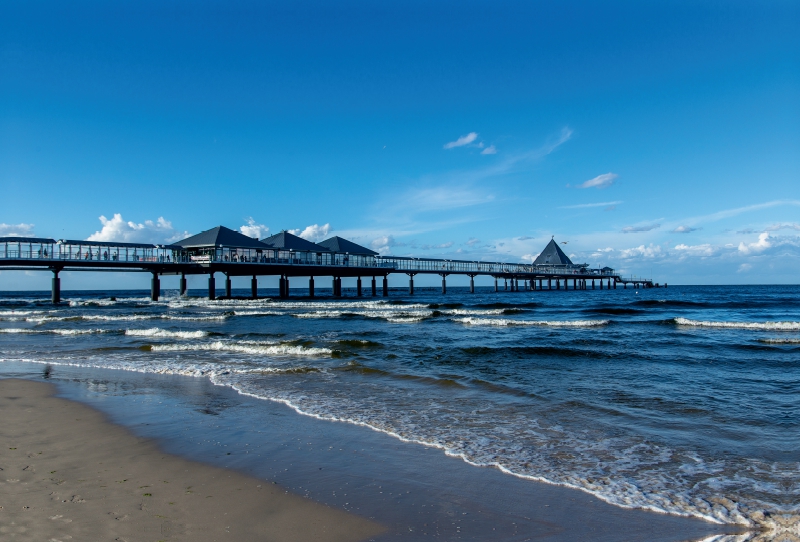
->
[0,284,797,539]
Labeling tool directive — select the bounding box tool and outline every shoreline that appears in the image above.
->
[0,361,750,541]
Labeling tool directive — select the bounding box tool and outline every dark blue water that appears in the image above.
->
[1,285,798,536]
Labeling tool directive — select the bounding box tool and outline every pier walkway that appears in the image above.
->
[1,234,658,303]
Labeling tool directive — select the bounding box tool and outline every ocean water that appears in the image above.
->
[0,284,797,539]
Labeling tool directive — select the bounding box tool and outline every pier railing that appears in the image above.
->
[0,237,637,279]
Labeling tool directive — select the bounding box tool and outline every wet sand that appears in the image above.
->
[0,365,751,541]
[0,379,384,541]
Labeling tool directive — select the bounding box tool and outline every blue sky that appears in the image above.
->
[1,0,798,289]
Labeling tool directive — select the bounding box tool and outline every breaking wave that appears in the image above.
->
[124,328,209,339]
[454,317,610,327]
[149,340,332,357]
[675,318,800,331]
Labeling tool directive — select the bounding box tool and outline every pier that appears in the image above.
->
[0,228,658,303]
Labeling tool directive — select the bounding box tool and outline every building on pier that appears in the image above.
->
[173,225,268,263]
[317,236,378,268]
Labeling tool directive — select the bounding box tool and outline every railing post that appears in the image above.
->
[51,269,61,304]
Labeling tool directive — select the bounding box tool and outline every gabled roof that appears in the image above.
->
[260,231,329,252]
[533,238,574,266]
[174,226,267,249]
[317,236,378,256]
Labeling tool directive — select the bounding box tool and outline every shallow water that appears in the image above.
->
[1,284,798,537]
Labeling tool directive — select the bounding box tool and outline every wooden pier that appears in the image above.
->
[0,229,658,303]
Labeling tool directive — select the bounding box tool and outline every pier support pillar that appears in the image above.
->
[180,274,187,296]
[357,277,362,297]
[608,279,612,289]
[548,278,552,290]
[441,275,447,295]
[371,277,377,297]
[335,277,342,297]
[624,282,627,289]
[613,280,617,290]
[494,278,498,292]
[51,269,61,304]
[504,279,508,291]
[382,276,389,297]
[225,275,232,298]
[556,279,560,290]
[409,275,414,295]
[208,275,216,300]
[279,276,286,298]
[539,279,543,290]
[309,277,315,297]
[600,279,604,289]
[285,277,290,297]
[470,276,475,294]
[151,273,160,302]
[516,279,520,291]
[592,279,595,289]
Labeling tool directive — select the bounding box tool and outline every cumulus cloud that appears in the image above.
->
[0,223,35,237]
[521,253,536,262]
[87,214,190,244]
[621,223,661,233]
[444,132,478,149]
[579,172,618,189]
[619,244,663,259]
[480,145,497,155]
[672,225,699,233]
[738,232,771,255]
[288,223,332,242]
[240,218,268,239]
[370,235,397,255]
[674,243,718,257]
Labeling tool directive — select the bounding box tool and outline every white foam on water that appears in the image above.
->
[124,328,208,339]
[26,314,227,323]
[0,328,109,335]
[149,340,331,357]
[454,317,610,327]
[675,318,800,331]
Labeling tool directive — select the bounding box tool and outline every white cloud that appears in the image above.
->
[560,201,623,209]
[87,214,190,244]
[619,244,663,259]
[672,225,699,233]
[288,223,332,242]
[444,132,478,149]
[738,232,771,255]
[765,222,800,232]
[370,235,396,255]
[579,172,618,189]
[738,263,753,273]
[240,217,269,239]
[674,243,717,257]
[480,145,497,155]
[0,223,35,237]
[421,241,454,250]
[621,223,661,233]
[521,253,535,262]
[466,237,481,246]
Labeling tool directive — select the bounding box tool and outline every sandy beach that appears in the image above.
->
[0,378,384,541]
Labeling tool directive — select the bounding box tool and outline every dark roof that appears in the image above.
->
[317,236,378,256]
[174,226,267,249]
[0,237,56,244]
[260,231,329,252]
[533,239,574,266]
[59,239,159,249]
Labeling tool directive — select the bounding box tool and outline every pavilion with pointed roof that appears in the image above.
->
[260,230,329,252]
[317,236,378,256]
[533,238,575,266]
[174,226,267,250]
